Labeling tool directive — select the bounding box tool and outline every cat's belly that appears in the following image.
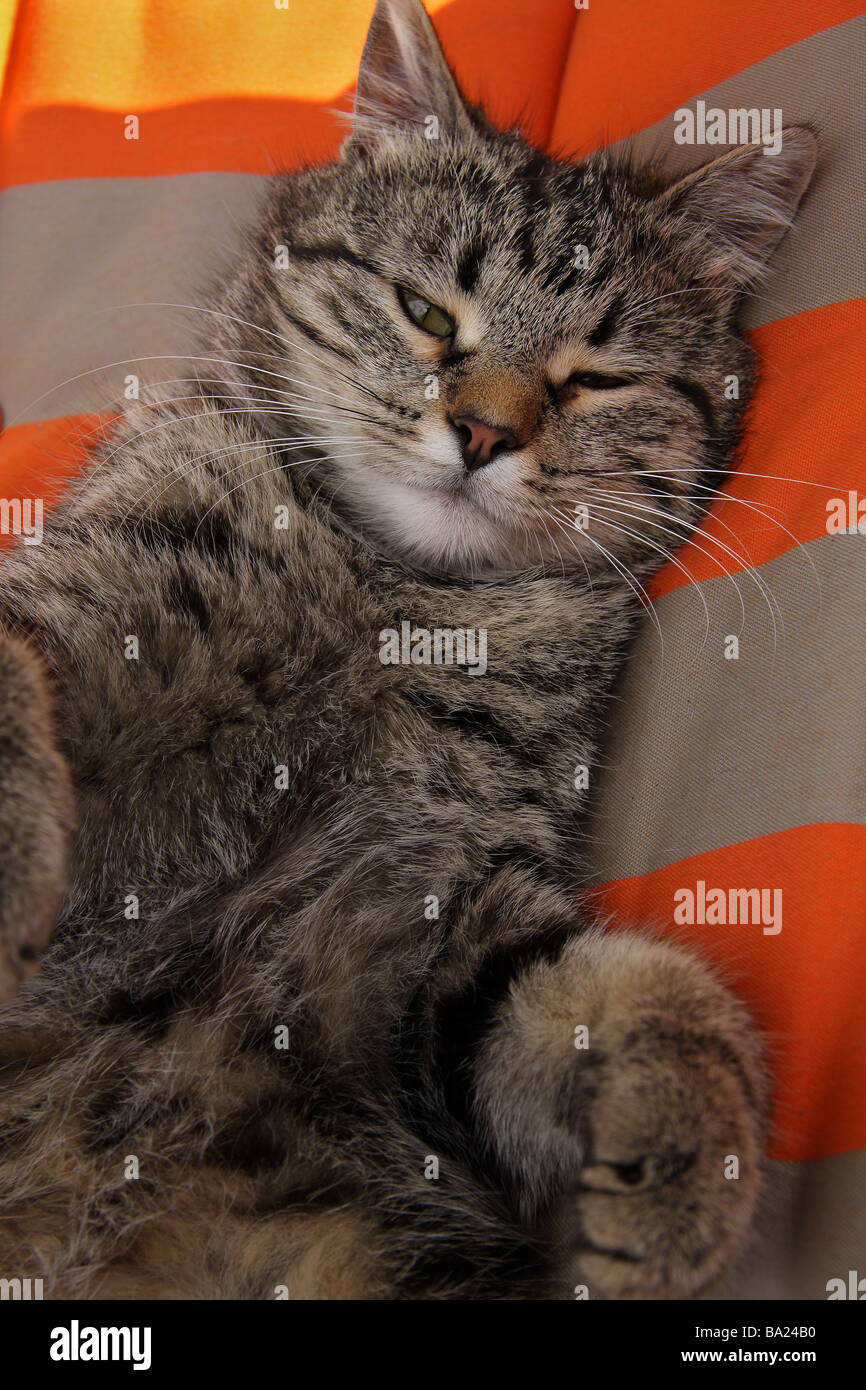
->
[50,628,598,1034]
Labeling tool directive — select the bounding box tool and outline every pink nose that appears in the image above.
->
[451,415,519,472]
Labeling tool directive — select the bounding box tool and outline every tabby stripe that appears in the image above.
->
[404,686,546,765]
[456,235,487,293]
[115,511,297,582]
[622,1022,760,1113]
[286,240,380,278]
[116,511,234,565]
[539,253,577,296]
[168,566,212,634]
[638,471,682,502]
[325,291,365,340]
[587,296,624,349]
[279,309,361,366]
[574,1239,645,1264]
[665,374,717,436]
[556,266,579,296]
[514,221,536,274]
[584,250,615,297]
[520,152,549,207]
[404,687,516,750]
[516,152,549,272]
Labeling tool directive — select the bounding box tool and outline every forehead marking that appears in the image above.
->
[286,239,379,278]
[515,151,549,273]
[456,234,487,293]
[586,296,624,349]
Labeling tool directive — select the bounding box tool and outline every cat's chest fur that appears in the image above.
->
[0,410,635,959]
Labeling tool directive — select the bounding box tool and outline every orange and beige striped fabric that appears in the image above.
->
[1,0,864,1299]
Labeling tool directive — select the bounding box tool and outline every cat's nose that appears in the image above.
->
[450,415,519,472]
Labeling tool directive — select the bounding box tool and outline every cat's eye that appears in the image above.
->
[561,371,633,394]
[397,285,455,339]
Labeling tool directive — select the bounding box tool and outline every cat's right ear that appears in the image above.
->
[344,0,476,157]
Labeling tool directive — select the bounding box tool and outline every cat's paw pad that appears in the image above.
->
[473,928,767,1299]
[545,1021,763,1298]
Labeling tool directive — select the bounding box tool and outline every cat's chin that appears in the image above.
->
[330,467,533,579]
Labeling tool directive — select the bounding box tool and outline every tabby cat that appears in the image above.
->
[0,0,815,1299]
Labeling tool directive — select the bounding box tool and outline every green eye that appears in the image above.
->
[397,286,455,338]
[563,371,633,392]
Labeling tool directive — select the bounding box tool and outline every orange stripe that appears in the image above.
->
[1,97,343,186]
[589,824,866,1162]
[0,0,574,188]
[648,298,866,602]
[0,413,113,546]
[552,0,863,154]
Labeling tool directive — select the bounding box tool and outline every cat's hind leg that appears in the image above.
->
[472,927,767,1299]
[0,632,74,1002]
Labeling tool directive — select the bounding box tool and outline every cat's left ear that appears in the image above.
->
[345,0,476,156]
[654,127,817,288]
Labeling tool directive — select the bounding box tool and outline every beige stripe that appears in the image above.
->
[0,173,267,426]
[608,14,866,330]
[586,532,866,884]
[706,1149,866,1300]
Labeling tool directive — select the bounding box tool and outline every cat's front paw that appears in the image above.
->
[472,928,768,1299]
[0,634,74,1003]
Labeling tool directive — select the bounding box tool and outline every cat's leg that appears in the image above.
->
[83,1199,389,1300]
[2,1137,543,1300]
[84,1193,537,1301]
[0,1005,544,1300]
[471,927,767,1299]
[0,633,74,1002]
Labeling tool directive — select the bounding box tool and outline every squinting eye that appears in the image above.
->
[397,285,455,339]
[562,371,633,393]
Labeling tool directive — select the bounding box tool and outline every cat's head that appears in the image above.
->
[227,0,815,581]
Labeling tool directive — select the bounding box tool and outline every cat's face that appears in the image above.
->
[230,0,815,582]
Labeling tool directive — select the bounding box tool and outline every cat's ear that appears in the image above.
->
[655,127,817,288]
[345,0,476,156]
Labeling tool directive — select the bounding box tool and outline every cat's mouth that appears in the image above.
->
[426,479,481,503]
[415,475,502,520]
[425,482,514,535]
